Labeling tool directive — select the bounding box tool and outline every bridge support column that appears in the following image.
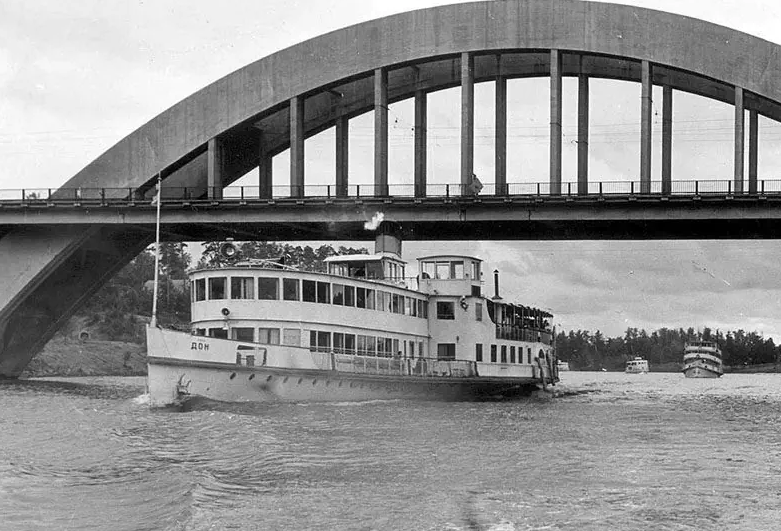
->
[290,95,305,198]
[577,63,589,195]
[461,52,475,195]
[258,131,273,199]
[207,138,224,200]
[414,88,427,197]
[640,60,652,194]
[495,56,507,196]
[335,114,349,197]
[374,67,389,196]
[734,86,745,194]
[662,86,673,195]
[749,109,759,194]
[550,49,562,195]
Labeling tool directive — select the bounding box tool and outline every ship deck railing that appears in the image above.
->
[332,353,478,378]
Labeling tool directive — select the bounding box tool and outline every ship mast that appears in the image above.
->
[150,173,162,328]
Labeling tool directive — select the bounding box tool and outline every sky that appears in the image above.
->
[2,0,781,341]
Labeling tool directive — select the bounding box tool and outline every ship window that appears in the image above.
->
[451,261,464,279]
[471,285,481,297]
[475,344,483,362]
[436,302,455,320]
[437,343,456,360]
[435,262,450,279]
[231,277,255,300]
[356,287,366,308]
[194,278,206,301]
[406,297,416,316]
[472,262,480,281]
[527,347,532,364]
[302,280,316,302]
[418,300,428,319]
[316,282,330,304]
[283,328,301,346]
[366,289,376,310]
[366,261,383,279]
[332,284,344,305]
[258,328,280,344]
[391,294,402,314]
[194,328,206,336]
[377,337,389,357]
[231,328,254,342]
[208,327,228,339]
[421,262,435,279]
[283,278,299,301]
[208,277,226,300]
[357,335,376,356]
[344,286,355,307]
[475,302,483,321]
[377,291,387,312]
[419,341,424,358]
[490,345,497,363]
[334,332,344,353]
[317,331,331,352]
[345,334,356,355]
[510,346,516,363]
[258,277,278,300]
[501,345,508,363]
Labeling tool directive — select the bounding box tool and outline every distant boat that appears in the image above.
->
[682,341,723,378]
[625,356,649,374]
[557,360,570,371]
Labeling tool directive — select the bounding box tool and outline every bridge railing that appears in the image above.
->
[3,180,781,205]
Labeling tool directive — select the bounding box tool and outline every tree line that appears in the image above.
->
[556,327,779,370]
[80,241,779,369]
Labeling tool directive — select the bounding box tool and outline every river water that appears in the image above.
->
[1,371,780,531]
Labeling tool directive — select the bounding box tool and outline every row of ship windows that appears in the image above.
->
[192,276,429,318]
[476,343,539,365]
[194,326,540,364]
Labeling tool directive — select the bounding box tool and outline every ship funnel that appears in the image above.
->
[493,269,502,300]
[374,221,402,257]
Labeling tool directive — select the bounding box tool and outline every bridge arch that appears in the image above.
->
[60,0,781,199]
[3,0,781,377]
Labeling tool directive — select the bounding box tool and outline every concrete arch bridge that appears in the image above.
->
[3,0,781,376]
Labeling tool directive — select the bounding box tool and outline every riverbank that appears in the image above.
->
[22,337,147,377]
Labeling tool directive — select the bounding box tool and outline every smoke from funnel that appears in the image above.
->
[364,212,385,231]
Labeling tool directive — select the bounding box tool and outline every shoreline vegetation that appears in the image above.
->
[21,241,781,378]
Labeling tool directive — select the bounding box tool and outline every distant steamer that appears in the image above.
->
[682,341,723,378]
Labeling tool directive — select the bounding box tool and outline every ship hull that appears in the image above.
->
[682,366,723,378]
[147,358,541,406]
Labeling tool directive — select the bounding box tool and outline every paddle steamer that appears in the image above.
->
[146,225,558,406]
[682,341,723,378]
